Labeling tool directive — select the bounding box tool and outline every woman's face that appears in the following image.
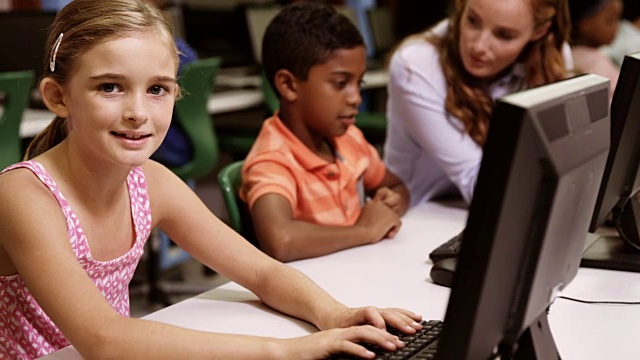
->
[459,0,547,80]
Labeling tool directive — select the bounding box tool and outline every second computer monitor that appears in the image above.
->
[582,52,640,272]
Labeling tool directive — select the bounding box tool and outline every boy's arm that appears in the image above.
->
[251,193,401,262]
[371,169,410,216]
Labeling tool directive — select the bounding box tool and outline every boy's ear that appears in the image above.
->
[39,77,70,118]
[274,69,298,102]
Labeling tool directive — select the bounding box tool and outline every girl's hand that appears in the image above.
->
[322,306,423,334]
[279,325,406,360]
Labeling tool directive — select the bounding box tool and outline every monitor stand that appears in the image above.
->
[501,312,560,360]
[581,196,640,272]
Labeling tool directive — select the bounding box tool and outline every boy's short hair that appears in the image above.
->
[262,1,365,97]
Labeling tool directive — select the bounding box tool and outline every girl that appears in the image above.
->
[383,0,573,206]
[0,0,421,359]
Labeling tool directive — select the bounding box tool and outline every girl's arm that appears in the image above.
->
[145,161,420,332]
[0,166,411,359]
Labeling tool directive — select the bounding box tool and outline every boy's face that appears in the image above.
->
[295,46,366,139]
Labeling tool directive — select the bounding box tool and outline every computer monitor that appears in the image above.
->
[581,52,640,273]
[435,74,610,359]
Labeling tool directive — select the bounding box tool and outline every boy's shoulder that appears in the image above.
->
[248,116,295,156]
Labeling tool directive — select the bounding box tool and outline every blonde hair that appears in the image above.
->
[425,0,570,146]
[25,0,178,159]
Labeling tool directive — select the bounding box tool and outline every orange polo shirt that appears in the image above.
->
[241,114,386,226]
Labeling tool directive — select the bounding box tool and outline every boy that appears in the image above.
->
[241,2,410,262]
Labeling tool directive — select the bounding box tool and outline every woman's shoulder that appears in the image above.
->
[391,35,440,69]
[391,19,446,65]
[389,20,447,85]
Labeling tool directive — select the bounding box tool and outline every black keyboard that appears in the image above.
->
[329,320,443,359]
[429,231,464,263]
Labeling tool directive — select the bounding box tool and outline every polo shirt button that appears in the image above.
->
[327,172,336,179]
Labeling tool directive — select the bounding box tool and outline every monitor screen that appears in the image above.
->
[582,52,640,272]
[435,74,610,360]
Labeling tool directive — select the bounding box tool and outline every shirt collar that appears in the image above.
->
[272,113,340,171]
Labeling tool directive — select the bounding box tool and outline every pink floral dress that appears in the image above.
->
[0,161,152,359]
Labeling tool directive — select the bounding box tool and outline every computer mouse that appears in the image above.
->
[429,257,458,288]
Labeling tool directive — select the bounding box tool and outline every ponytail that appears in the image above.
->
[23,116,67,160]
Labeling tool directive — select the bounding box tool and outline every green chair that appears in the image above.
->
[146,57,222,306]
[0,70,34,169]
[216,127,258,159]
[170,57,221,181]
[260,69,279,115]
[218,160,258,247]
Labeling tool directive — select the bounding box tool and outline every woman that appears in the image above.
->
[384,0,573,206]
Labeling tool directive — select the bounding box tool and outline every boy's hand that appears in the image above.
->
[373,187,403,214]
[356,199,402,241]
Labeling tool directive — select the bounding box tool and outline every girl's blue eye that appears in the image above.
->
[100,83,117,93]
[149,85,167,95]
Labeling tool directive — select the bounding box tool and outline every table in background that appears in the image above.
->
[42,201,640,359]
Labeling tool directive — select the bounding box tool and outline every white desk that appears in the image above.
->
[42,201,640,359]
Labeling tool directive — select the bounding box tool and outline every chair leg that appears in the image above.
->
[143,228,215,307]
[146,229,173,307]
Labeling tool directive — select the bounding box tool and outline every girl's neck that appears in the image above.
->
[41,141,131,211]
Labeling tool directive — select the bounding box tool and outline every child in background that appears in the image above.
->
[241,2,410,263]
[569,0,622,98]
[0,0,422,358]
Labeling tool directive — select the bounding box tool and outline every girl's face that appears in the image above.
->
[62,31,178,169]
[459,0,547,80]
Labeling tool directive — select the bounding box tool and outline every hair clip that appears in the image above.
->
[49,33,64,72]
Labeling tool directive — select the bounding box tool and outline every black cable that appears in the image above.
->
[559,296,640,305]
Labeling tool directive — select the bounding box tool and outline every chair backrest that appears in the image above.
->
[0,70,34,169]
[171,57,221,180]
[218,160,257,245]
